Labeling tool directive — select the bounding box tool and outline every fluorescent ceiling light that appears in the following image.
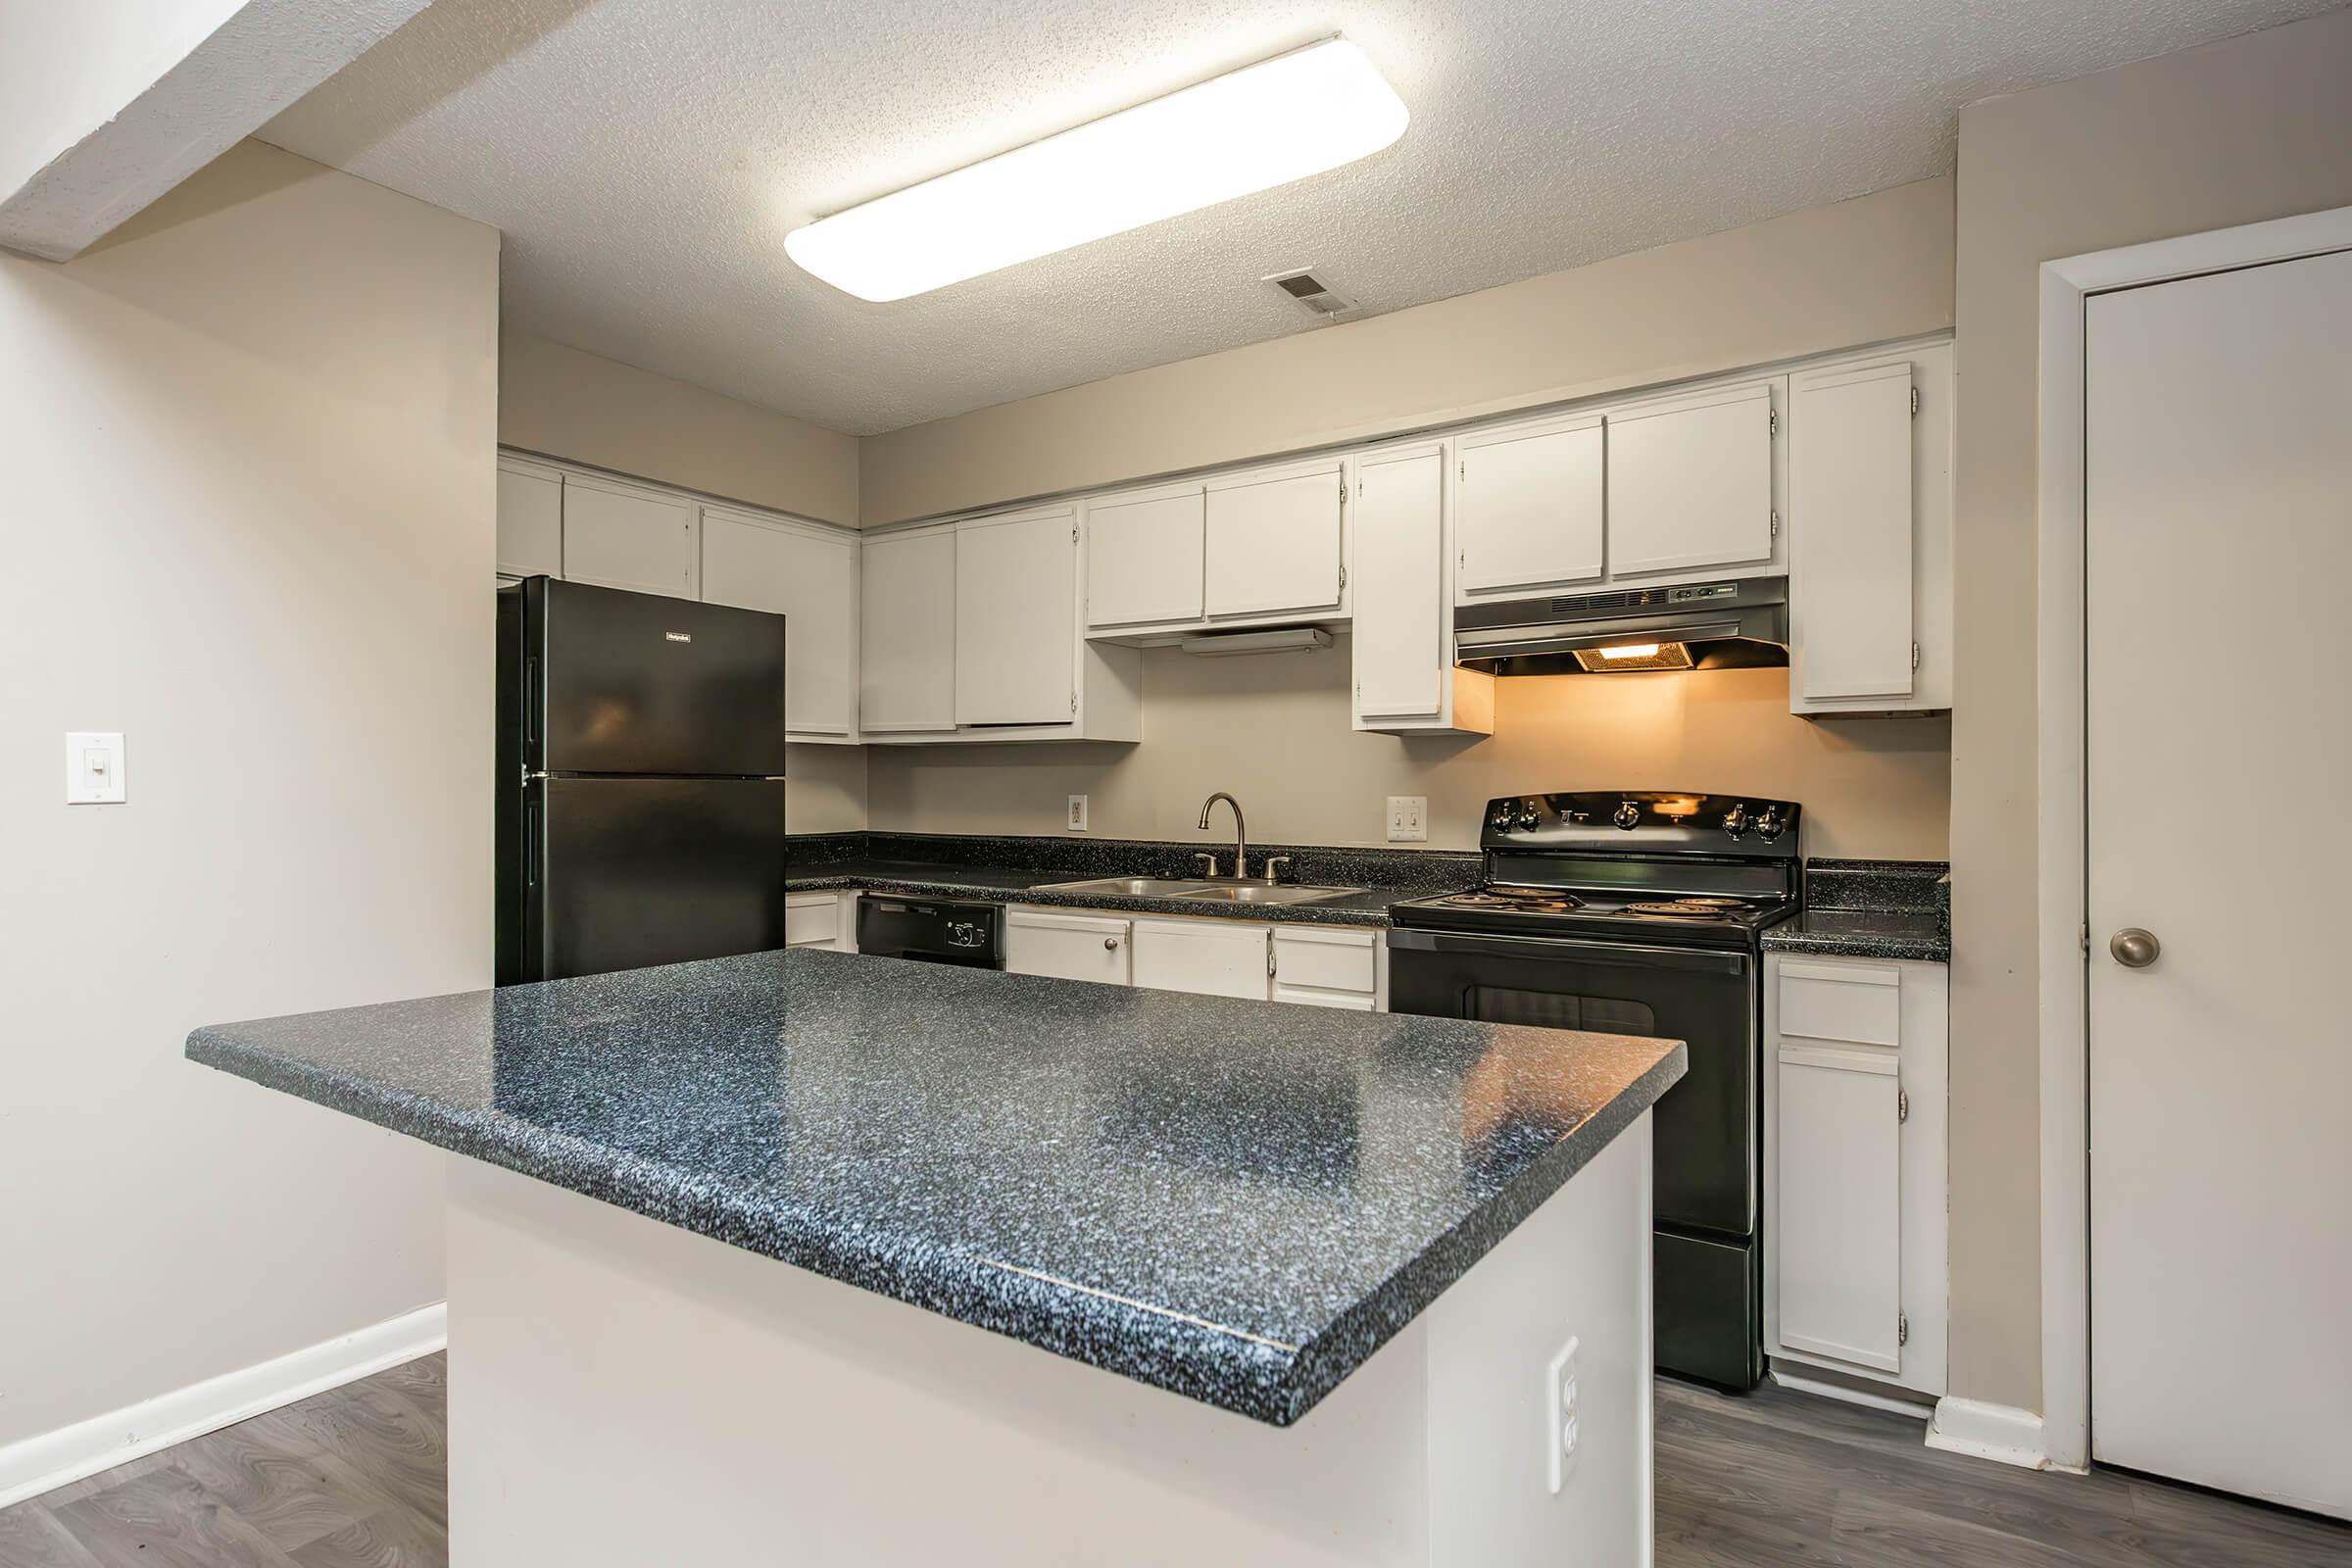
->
[785,39,1408,302]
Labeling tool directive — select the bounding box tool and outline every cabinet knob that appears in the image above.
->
[1103,936,1120,951]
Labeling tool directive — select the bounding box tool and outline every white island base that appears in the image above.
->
[445,1116,1655,1567]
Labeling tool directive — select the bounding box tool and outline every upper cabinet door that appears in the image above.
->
[1604,381,1777,578]
[1351,445,1446,719]
[1455,415,1604,599]
[859,525,956,732]
[1087,483,1204,628]
[701,507,858,737]
[496,457,563,579]
[1203,459,1344,618]
[562,472,700,598]
[1789,361,1915,703]
[956,506,1076,726]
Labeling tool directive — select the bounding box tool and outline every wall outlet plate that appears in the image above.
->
[1066,795,1089,832]
[1545,1336,1581,1495]
[1387,796,1427,842]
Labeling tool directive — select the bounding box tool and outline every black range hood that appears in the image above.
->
[1453,576,1788,676]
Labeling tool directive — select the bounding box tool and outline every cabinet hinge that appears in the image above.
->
[1898,1312,1909,1348]
[1459,460,1467,481]
[1069,690,1078,714]
[2080,920,2090,955]
[1768,408,1780,437]
[1910,386,1921,417]
[1339,473,1348,504]
[1267,933,1277,978]
[1898,1087,1910,1125]
[1911,641,1922,670]
[1770,510,1781,539]
[1339,564,1348,591]
[1071,525,1079,543]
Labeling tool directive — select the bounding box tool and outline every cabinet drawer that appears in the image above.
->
[1271,927,1379,996]
[785,893,842,948]
[1778,959,1901,1046]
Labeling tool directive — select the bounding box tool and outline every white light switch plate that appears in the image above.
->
[1066,795,1089,832]
[1387,796,1427,842]
[65,732,126,804]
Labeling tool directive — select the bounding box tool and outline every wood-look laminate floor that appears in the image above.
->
[4,1354,2346,1565]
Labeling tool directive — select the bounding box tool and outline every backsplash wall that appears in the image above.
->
[864,640,1949,859]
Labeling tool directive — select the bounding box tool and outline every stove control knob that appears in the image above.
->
[1755,807,1786,842]
[1490,805,1515,832]
[1517,802,1542,830]
[1612,801,1642,830]
[1723,804,1750,839]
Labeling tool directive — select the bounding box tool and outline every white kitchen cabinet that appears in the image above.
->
[1349,440,1494,736]
[1203,458,1346,619]
[496,456,564,579]
[1454,414,1604,600]
[1763,954,1949,1397]
[956,505,1077,726]
[1004,907,1132,986]
[859,523,957,732]
[1086,481,1204,629]
[561,471,700,598]
[1789,341,1954,716]
[1130,916,1271,1001]
[1603,380,1778,579]
[785,891,858,952]
[701,506,858,741]
[1270,925,1385,1010]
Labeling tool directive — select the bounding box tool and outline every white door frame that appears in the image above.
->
[2034,202,2352,1472]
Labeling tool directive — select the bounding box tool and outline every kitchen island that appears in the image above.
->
[188,949,1684,1566]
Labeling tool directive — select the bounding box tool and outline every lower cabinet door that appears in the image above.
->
[1129,917,1270,1001]
[1776,1042,1904,1373]
[1004,908,1131,986]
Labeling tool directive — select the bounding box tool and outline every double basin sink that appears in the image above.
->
[1035,876,1366,906]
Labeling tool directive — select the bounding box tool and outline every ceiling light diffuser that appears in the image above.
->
[785,38,1409,302]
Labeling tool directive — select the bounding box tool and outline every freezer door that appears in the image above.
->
[529,777,789,980]
[536,578,788,776]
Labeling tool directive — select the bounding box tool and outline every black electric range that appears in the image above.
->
[1386,790,1801,1391]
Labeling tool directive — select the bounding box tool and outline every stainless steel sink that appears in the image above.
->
[1035,877,1225,898]
[1179,883,1367,905]
[1035,877,1367,906]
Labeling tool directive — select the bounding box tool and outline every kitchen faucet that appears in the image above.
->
[1197,792,1247,880]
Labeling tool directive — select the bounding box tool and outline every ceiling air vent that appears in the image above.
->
[1265,267,1359,320]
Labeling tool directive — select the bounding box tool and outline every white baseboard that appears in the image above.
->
[0,1301,447,1509]
[1770,1367,1934,1420]
[1926,1396,2082,1472]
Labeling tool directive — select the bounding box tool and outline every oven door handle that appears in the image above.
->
[1386,928,1750,976]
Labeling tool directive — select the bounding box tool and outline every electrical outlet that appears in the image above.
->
[1386,796,1427,842]
[1545,1337,1581,1495]
[1066,795,1089,832]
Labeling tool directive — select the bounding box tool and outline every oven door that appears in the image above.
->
[1387,928,1754,1239]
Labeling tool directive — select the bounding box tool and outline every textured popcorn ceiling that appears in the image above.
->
[262,0,2336,435]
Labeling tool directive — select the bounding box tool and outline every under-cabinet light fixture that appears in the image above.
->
[785,38,1408,302]
[1596,643,1662,661]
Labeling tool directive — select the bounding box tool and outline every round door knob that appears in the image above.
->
[2109,928,2161,968]
[1102,936,1120,951]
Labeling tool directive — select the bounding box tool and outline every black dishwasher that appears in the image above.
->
[855,897,1003,968]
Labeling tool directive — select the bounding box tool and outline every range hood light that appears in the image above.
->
[785,39,1409,302]
[1571,641,1696,673]
[1596,643,1661,661]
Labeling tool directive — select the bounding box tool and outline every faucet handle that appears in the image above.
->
[1259,856,1293,883]
[1194,853,1221,877]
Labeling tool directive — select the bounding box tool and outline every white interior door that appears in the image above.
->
[2085,246,2352,1519]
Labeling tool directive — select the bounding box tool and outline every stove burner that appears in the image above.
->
[1624,899,1754,919]
[1670,896,1745,907]
[1445,890,1586,911]
[1443,892,1513,906]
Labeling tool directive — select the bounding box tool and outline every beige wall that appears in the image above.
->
[1948,7,2352,1413]
[500,330,860,528]
[780,744,869,835]
[0,141,497,1446]
[861,176,1954,524]
[870,647,1948,859]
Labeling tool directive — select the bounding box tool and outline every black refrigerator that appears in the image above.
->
[496,576,790,985]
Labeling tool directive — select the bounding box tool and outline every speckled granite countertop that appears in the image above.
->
[785,858,1420,926]
[187,949,1684,1426]
[1762,858,1951,962]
